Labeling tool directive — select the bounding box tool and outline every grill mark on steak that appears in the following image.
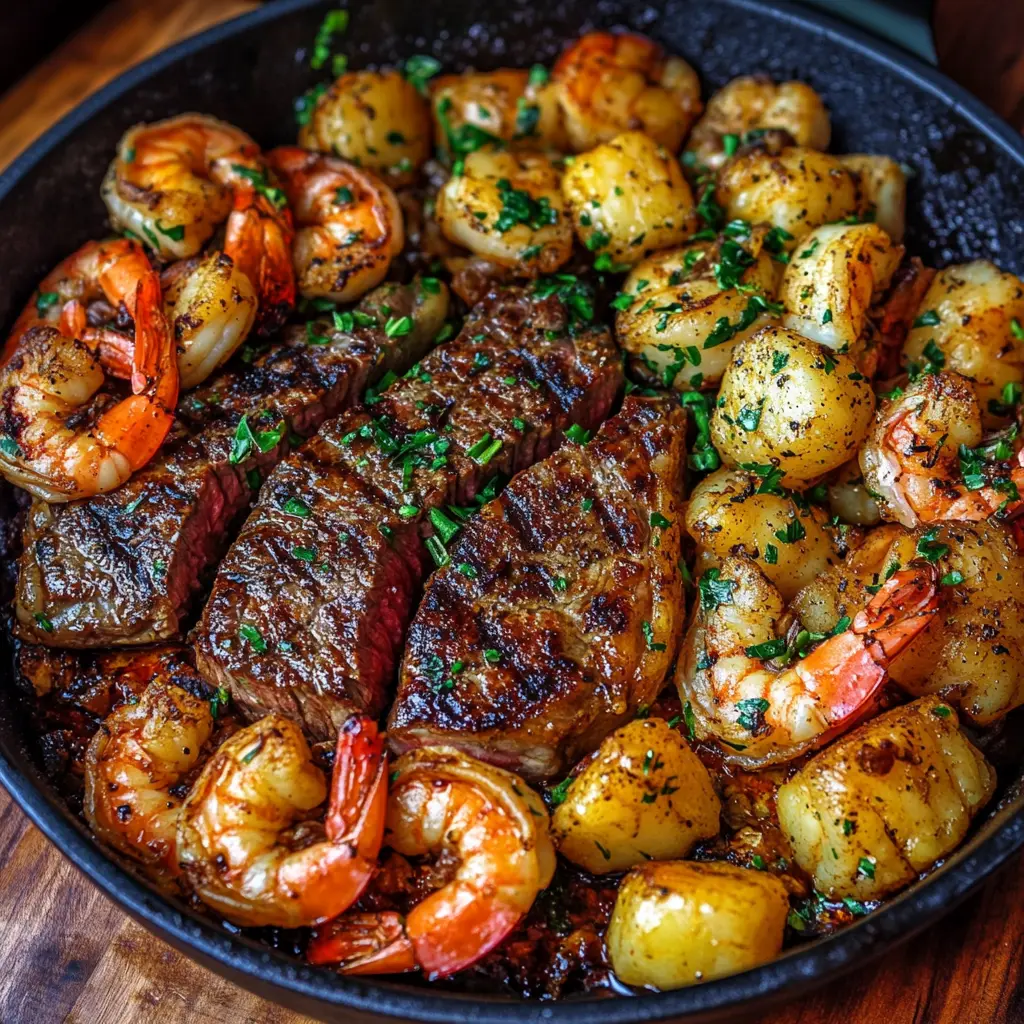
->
[388,395,687,782]
[193,286,623,740]
[14,281,448,648]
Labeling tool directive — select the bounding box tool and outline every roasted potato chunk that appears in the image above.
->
[686,468,839,601]
[781,222,903,369]
[430,67,569,156]
[715,146,859,246]
[299,70,432,186]
[902,261,1024,427]
[436,148,572,275]
[711,326,876,485]
[685,76,831,171]
[607,860,789,989]
[616,236,779,390]
[551,718,720,874]
[840,153,908,243]
[777,696,996,900]
[562,131,696,266]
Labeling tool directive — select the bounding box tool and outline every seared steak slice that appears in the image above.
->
[388,395,687,781]
[194,286,623,740]
[15,281,448,648]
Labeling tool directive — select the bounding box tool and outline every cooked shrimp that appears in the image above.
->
[307,748,556,980]
[0,239,178,501]
[552,31,702,152]
[265,146,404,304]
[83,679,215,880]
[101,114,295,331]
[677,555,939,768]
[161,252,257,388]
[176,714,386,928]
[859,371,1024,528]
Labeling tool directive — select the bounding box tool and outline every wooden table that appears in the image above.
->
[1,2,1023,1022]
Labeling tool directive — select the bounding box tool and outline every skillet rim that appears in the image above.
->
[1,0,1023,1020]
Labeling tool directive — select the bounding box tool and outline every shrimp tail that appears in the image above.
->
[307,911,417,973]
[325,715,388,858]
[224,189,296,335]
[798,562,939,729]
[853,562,941,659]
[408,885,522,980]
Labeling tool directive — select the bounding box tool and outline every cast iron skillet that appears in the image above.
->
[1,0,1023,1020]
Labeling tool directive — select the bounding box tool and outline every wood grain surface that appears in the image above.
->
[1,1,1023,1022]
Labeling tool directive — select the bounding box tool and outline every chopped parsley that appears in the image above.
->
[309,9,349,71]
[698,568,735,612]
[494,177,557,232]
[229,415,285,465]
[913,309,941,328]
[916,527,949,563]
[239,623,267,652]
[404,54,442,95]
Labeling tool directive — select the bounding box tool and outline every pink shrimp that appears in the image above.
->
[307,748,555,980]
[0,238,178,500]
[176,715,386,929]
[677,555,940,768]
[101,113,295,333]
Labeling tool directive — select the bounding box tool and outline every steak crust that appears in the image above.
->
[194,286,623,739]
[15,282,447,647]
[388,395,687,781]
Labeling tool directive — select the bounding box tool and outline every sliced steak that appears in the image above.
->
[388,395,687,781]
[194,285,623,740]
[15,281,448,648]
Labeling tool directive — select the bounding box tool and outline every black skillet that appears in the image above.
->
[1,0,1023,1020]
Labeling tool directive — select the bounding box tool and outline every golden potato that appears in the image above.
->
[839,153,907,243]
[902,261,1024,427]
[436,148,572,276]
[685,76,831,171]
[430,67,569,156]
[551,718,720,874]
[777,696,996,900]
[781,222,903,367]
[711,326,876,485]
[298,70,432,186]
[715,146,859,247]
[616,236,780,390]
[686,468,839,601]
[607,860,789,989]
[562,131,696,266]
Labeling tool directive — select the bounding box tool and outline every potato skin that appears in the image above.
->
[840,153,907,243]
[436,149,572,275]
[685,75,831,172]
[711,326,876,485]
[299,70,432,186]
[716,146,858,246]
[780,222,903,368]
[902,261,1024,427]
[686,468,839,601]
[777,696,995,900]
[607,860,789,989]
[616,237,779,390]
[562,132,696,266]
[551,718,720,874]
